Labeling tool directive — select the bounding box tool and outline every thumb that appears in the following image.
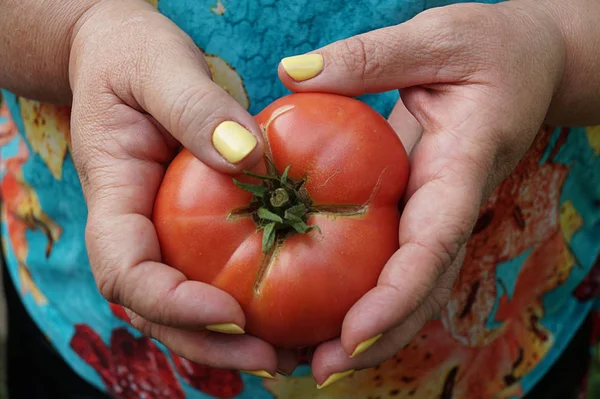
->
[277,8,476,96]
[113,18,264,173]
[145,62,264,173]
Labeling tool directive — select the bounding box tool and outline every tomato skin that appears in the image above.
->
[153,93,409,348]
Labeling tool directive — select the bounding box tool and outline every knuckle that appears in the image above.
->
[85,217,121,303]
[427,288,453,317]
[81,167,119,210]
[420,6,462,28]
[129,313,153,337]
[168,85,223,144]
[412,7,488,78]
[127,311,143,329]
[414,9,458,45]
[70,103,126,199]
[334,35,385,83]
[149,280,185,326]
[406,224,467,288]
[126,279,172,326]
[431,229,471,277]
[72,147,113,199]
[335,36,366,71]
[92,257,121,303]
[409,240,455,280]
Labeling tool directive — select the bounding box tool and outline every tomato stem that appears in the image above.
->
[232,158,320,254]
[270,188,290,208]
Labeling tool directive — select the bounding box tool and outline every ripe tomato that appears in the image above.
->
[153,93,409,348]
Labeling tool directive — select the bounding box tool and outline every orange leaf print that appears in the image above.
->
[443,127,571,346]
[1,139,63,305]
[19,98,71,180]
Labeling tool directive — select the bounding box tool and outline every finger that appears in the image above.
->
[311,252,463,385]
[115,260,246,330]
[277,10,476,96]
[127,311,277,373]
[111,13,264,173]
[311,314,425,386]
[338,151,483,356]
[71,95,246,332]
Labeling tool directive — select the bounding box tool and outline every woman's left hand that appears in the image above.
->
[278,1,566,388]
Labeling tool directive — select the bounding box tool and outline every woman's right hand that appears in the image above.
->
[68,0,294,377]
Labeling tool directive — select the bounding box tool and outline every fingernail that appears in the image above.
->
[350,333,383,358]
[241,370,276,379]
[281,54,324,82]
[317,370,355,390]
[212,121,257,164]
[205,323,245,335]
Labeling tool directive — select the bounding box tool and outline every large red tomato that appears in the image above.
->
[153,93,409,348]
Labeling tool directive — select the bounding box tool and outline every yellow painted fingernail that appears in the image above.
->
[205,323,245,335]
[212,121,257,164]
[317,370,355,389]
[350,333,383,358]
[241,370,275,379]
[281,54,324,81]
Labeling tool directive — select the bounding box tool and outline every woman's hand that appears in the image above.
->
[278,1,567,387]
[68,0,294,376]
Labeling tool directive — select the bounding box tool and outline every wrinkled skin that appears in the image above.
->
[153,93,409,348]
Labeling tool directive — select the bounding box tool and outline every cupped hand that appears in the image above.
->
[68,0,295,376]
[278,1,566,388]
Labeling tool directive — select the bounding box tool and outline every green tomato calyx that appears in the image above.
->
[231,158,321,254]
